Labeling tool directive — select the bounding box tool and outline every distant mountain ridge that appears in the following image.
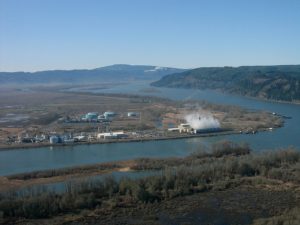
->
[0,64,186,85]
[152,65,300,102]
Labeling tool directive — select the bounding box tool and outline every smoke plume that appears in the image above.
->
[184,112,220,130]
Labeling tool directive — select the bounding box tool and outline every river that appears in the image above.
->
[0,81,299,176]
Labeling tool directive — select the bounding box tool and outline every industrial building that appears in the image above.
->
[73,135,86,142]
[170,123,222,134]
[50,135,75,144]
[193,127,221,134]
[80,112,116,122]
[127,112,139,117]
[49,135,61,144]
[103,111,116,119]
[167,128,180,132]
[178,124,193,133]
[82,112,99,122]
[97,115,107,121]
[97,131,127,139]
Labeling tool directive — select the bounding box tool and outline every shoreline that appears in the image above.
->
[149,84,300,106]
[1,145,299,224]
[0,130,242,151]
[65,83,300,106]
[0,160,136,193]
[0,90,285,152]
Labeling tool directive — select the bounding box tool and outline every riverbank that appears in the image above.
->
[151,65,300,105]
[0,140,252,192]
[1,143,299,224]
[0,160,135,193]
[66,81,300,106]
[0,88,284,150]
[0,128,272,151]
[238,91,300,106]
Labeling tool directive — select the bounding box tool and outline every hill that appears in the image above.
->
[0,64,185,86]
[152,65,300,102]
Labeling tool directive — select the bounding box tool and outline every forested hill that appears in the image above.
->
[0,64,185,85]
[152,65,300,102]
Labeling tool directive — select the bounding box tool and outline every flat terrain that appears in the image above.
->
[0,86,283,149]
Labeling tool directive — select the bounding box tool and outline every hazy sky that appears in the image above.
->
[0,0,300,72]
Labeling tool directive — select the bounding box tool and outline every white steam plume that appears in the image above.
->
[184,112,220,130]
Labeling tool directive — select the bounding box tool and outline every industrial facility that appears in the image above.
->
[103,111,117,120]
[64,111,141,124]
[63,111,119,123]
[81,112,99,122]
[4,109,226,147]
[97,131,127,139]
[169,123,221,134]
[127,112,139,117]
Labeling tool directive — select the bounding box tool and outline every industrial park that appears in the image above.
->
[0,88,284,149]
[4,109,224,147]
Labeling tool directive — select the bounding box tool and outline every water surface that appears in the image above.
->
[0,82,299,176]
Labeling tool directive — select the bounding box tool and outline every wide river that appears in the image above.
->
[1,82,299,176]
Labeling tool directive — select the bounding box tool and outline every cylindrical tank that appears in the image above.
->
[49,136,59,144]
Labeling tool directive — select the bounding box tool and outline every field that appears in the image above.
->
[0,86,283,149]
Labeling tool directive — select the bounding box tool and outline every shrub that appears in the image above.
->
[1,144,299,220]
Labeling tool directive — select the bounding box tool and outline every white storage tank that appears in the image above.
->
[104,111,116,119]
[49,136,59,144]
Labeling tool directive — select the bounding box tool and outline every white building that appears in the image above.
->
[127,112,139,117]
[178,123,192,133]
[103,112,116,119]
[97,131,127,139]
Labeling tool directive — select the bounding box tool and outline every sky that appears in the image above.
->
[0,0,300,72]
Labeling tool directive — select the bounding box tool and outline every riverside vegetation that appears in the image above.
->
[0,141,300,224]
[152,65,300,102]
